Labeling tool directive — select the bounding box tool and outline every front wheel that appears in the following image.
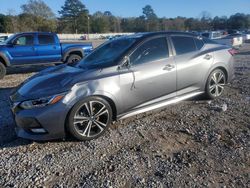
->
[205,69,226,99]
[67,97,113,141]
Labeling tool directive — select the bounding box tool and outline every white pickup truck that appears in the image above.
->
[201,31,243,48]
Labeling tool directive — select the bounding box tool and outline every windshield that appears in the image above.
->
[78,38,136,68]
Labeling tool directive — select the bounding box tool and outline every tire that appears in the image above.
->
[67,96,113,141]
[66,54,82,64]
[205,69,226,100]
[0,62,6,79]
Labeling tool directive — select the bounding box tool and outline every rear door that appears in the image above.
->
[7,34,37,65]
[119,36,177,112]
[171,35,214,95]
[35,34,61,63]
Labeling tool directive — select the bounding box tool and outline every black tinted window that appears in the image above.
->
[131,37,169,65]
[38,35,55,45]
[194,38,204,50]
[14,35,34,46]
[172,36,196,55]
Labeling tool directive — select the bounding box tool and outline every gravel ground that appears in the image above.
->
[0,45,249,187]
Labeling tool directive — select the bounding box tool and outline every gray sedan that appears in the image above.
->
[10,32,235,141]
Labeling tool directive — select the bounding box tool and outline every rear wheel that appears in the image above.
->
[66,54,82,64]
[67,97,112,141]
[205,69,226,99]
[0,62,6,79]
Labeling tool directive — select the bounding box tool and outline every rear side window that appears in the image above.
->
[194,38,204,50]
[130,37,169,65]
[172,36,197,55]
[38,35,55,45]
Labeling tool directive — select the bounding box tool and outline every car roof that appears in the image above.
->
[125,31,198,40]
[14,32,55,35]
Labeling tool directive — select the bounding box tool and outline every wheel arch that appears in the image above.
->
[62,48,84,62]
[0,53,10,67]
[64,93,118,136]
[216,66,228,82]
[202,63,229,91]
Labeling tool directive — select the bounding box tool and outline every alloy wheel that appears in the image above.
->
[73,100,110,138]
[209,71,226,97]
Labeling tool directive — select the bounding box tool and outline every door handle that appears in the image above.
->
[204,54,212,60]
[163,64,175,71]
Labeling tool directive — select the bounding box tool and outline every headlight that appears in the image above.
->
[20,94,65,109]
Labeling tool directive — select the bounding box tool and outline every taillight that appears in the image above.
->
[228,49,237,56]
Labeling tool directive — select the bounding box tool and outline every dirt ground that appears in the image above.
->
[0,44,249,187]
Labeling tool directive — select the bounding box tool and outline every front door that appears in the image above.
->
[7,34,37,65]
[119,36,177,113]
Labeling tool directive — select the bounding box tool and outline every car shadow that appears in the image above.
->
[0,87,31,148]
[236,51,250,55]
[0,87,74,148]
[6,65,55,75]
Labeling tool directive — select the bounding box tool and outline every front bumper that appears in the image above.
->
[12,101,71,141]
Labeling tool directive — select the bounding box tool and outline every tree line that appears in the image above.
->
[0,0,249,34]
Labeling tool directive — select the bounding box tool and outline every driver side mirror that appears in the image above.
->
[118,56,131,70]
[7,40,16,47]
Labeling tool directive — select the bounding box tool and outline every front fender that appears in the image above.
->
[0,51,11,66]
[62,83,120,114]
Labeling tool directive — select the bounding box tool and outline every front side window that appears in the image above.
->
[130,37,169,65]
[14,35,34,46]
[172,36,197,55]
[38,35,55,45]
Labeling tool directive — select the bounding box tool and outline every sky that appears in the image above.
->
[0,0,249,18]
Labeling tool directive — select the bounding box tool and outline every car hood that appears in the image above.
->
[13,65,99,101]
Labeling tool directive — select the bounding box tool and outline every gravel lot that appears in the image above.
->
[0,44,249,187]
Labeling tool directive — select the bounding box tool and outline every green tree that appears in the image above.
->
[102,11,121,32]
[199,11,212,30]
[17,13,57,32]
[21,0,55,19]
[142,5,159,31]
[213,16,228,30]
[0,14,13,33]
[91,11,109,33]
[142,5,157,20]
[228,13,248,29]
[59,0,89,33]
